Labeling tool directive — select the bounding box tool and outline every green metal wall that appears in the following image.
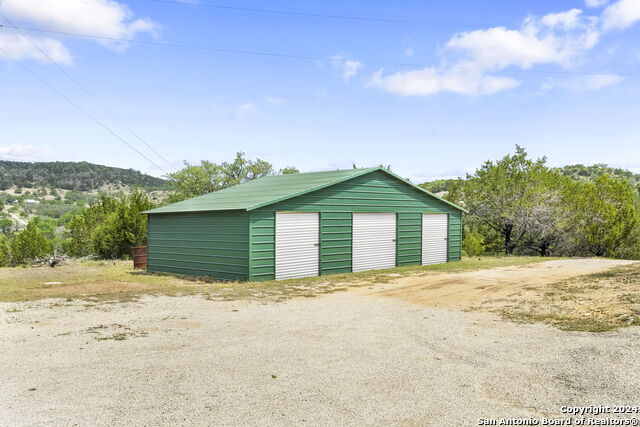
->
[147,210,249,280]
[249,170,462,281]
[397,212,422,266]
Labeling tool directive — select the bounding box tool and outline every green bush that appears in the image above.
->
[10,218,53,265]
[463,231,486,256]
[0,234,9,266]
[63,190,153,259]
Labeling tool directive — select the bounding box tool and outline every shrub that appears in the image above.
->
[10,218,53,265]
[463,231,486,256]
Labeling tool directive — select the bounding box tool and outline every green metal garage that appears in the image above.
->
[144,167,466,281]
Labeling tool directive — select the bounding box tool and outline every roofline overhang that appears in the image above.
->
[143,166,468,215]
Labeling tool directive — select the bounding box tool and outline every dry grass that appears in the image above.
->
[478,263,640,332]
[0,256,553,303]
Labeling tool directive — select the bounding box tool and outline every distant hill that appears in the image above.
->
[558,164,640,188]
[418,178,459,194]
[0,160,169,191]
[419,164,640,196]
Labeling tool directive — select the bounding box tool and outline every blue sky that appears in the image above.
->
[1,0,639,182]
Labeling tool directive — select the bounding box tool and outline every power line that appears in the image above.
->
[138,0,475,28]
[1,24,416,68]
[2,23,639,78]
[0,45,169,174]
[0,13,175,171]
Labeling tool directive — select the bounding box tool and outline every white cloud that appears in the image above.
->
[538,73,624,92]
[0,32,72,65]
[585,0,610,7]
[0,144,54,161]
[369,63,520,96]
[342,60,362,81]
[569,74,625,90]
[370,4,610,97]
[446,14,599,70]
[540,9,583,29]
[331,55,362,81]
[0,0,158,63]
[264,97,286,106]
[602,0,640,31]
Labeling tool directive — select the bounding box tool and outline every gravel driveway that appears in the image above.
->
[2,284,640,426]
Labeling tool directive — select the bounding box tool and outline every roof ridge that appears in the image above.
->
[144,166,467,214]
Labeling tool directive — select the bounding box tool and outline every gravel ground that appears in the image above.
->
[2,286,640,426]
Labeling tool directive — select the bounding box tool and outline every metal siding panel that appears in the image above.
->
[396,212,422,266]
[448,211,462,260]
[249,211,275,280]
[422,213,448,265]
[275,213,319,280]
[320,212,352,275]
[352,213,396,272]
[147,211,249,280]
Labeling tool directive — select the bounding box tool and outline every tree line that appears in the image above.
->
[0,160,168,191]
[0,149,638,267]
[447,147,639,259]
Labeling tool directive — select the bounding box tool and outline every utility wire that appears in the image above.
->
[0,45,169,174]
[1,24,639,78]
[138,0,476,28]
[0,13,175,171]
[1,24,416,68]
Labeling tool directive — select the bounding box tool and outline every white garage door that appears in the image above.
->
[352,213,396,272]
[275,212,319,280]
[422,213,448,265]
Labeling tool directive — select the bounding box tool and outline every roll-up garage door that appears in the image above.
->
[422,213,448,265]
[275,212,319,280]
[352,213,397,272]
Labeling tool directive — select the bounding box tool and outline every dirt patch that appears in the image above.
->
[33,281,155,297]
[369,259,636,309]
[481,263,640,331]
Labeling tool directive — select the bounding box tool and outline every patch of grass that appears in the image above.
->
[0,256,557,304]
[500,309,618,332]
[85,323,148,341]
[96,333,129,341]
[621,293,640,304]
[489,262,640,332]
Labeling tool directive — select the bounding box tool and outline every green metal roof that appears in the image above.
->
[145,167,467,214]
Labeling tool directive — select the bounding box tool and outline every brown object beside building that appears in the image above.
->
[132,246,148,270]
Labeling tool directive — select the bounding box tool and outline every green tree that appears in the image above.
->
[462,231,486,256]
[569,175,639,257]
[167,152,275,203]
[448,146,554,255]
[10,218,54,265]
[419,179,458,194]
[279,166,299,174]
[0,218,13,234]
[0,234,9,266]
[62,195,118,257]
[91,191,154,259]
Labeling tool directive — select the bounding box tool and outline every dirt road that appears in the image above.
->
[1,259,638,426]
[369,258,635,309]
